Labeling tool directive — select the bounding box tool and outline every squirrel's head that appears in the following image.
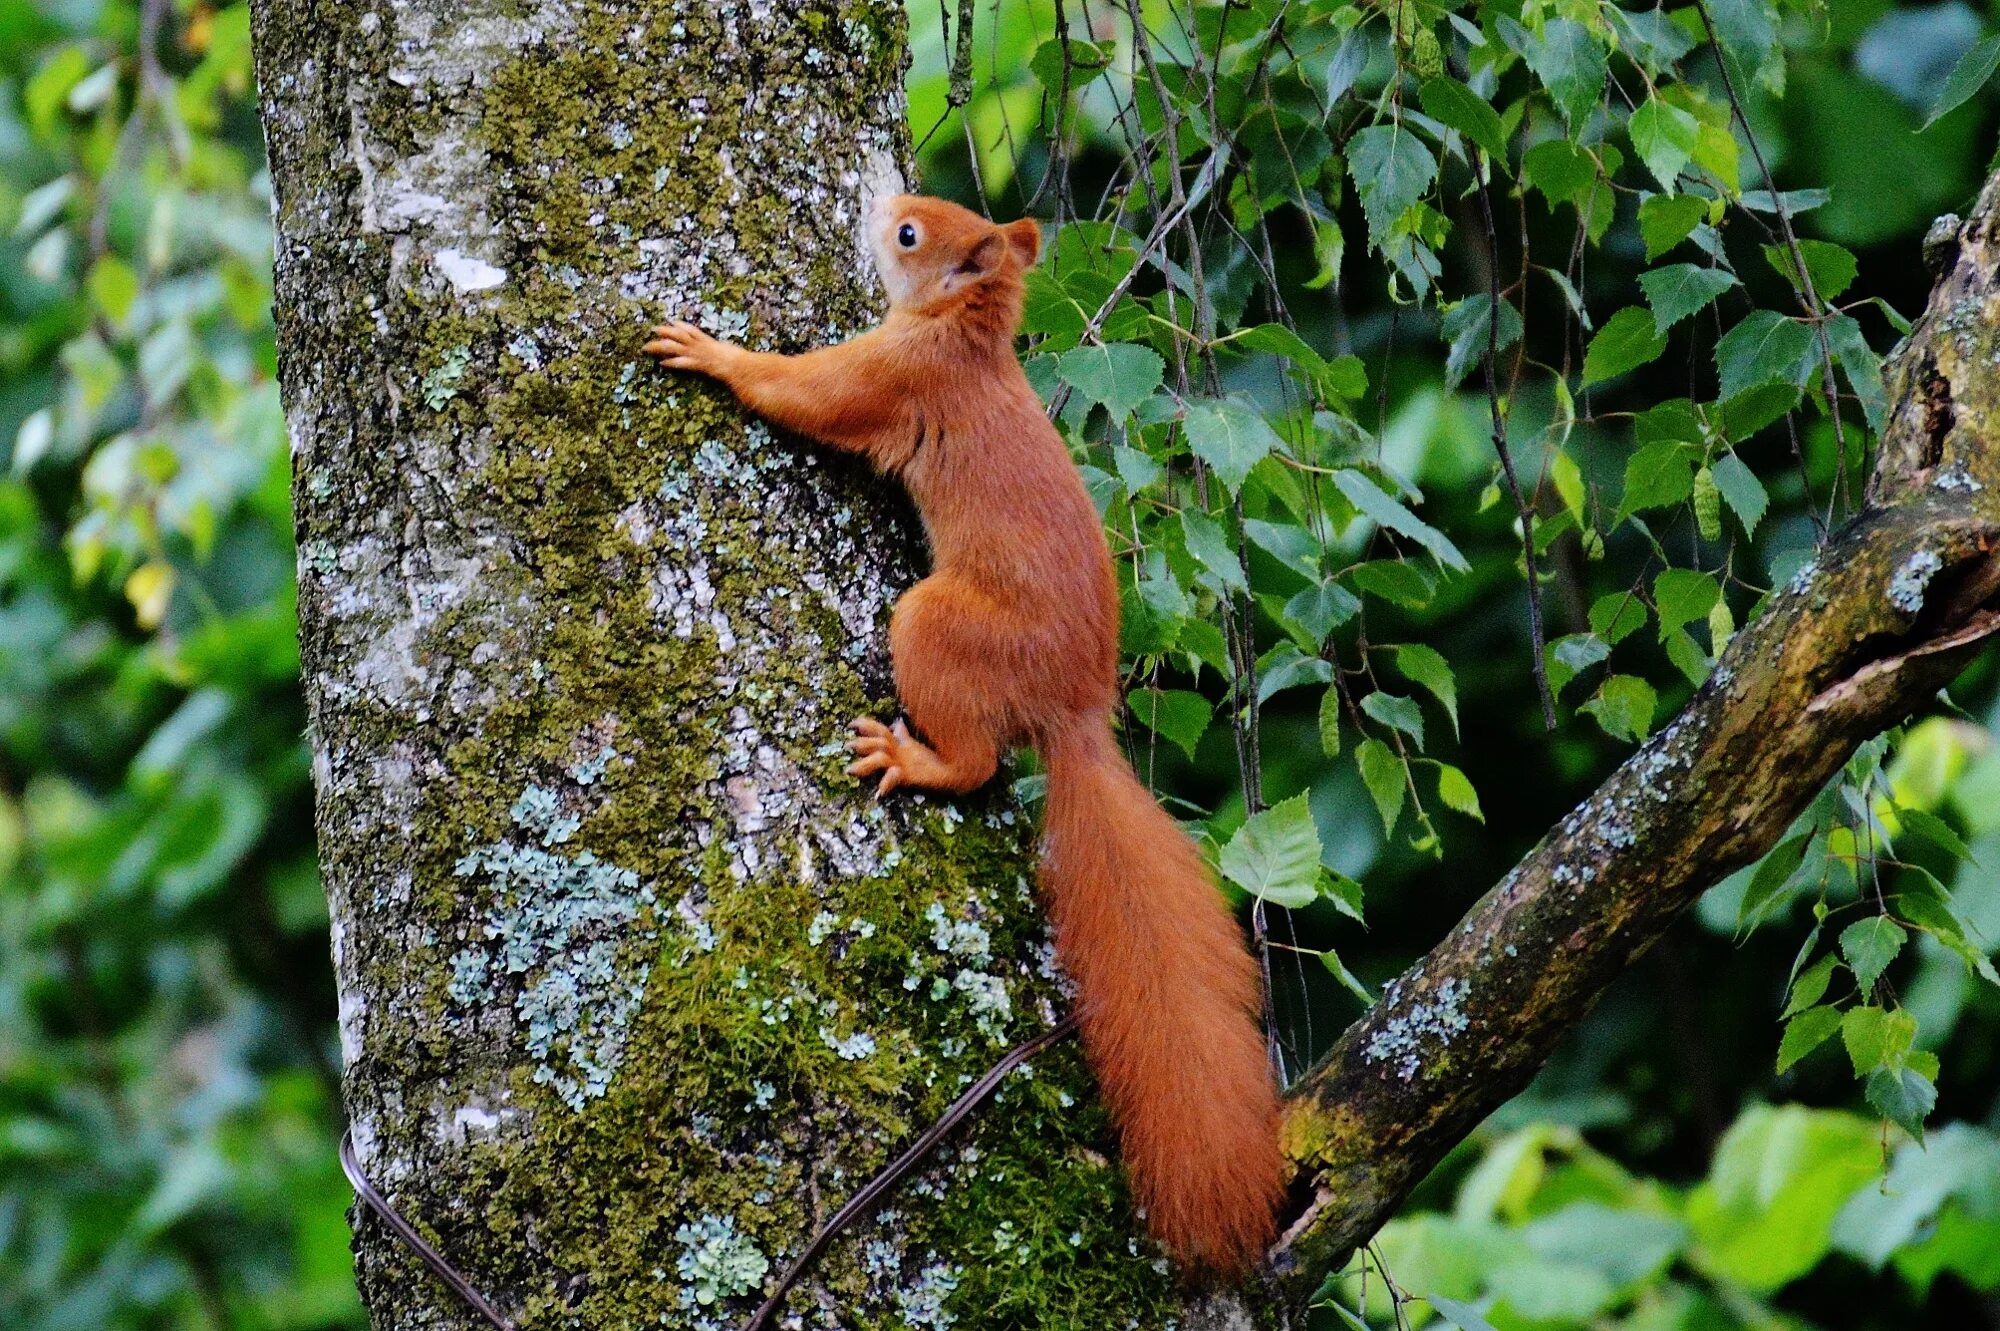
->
[869,194,1041,319]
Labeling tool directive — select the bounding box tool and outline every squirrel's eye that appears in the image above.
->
[897,223,918,249]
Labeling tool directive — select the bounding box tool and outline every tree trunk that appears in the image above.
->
[251,4,1186,1328]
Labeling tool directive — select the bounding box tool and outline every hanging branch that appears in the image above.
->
[1475,156,1558,730]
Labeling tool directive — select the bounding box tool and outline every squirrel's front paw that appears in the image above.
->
[644,321,732,376]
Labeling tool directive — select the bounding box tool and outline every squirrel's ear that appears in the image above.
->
[951,231,1008,288]
[1002,218,1042,267]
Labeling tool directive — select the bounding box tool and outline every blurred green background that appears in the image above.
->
[2,0,1999,1328]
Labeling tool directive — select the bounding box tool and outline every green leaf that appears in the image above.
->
[1319,869,1365,924]
[1126,687,1212,761]
[1705,0,1777,77]
[1029,36,1115,95]
[1183,398,1284,492]
[1839,916,1908,994]
[1777,1006,1842,1073]
[1541,267,1594,332]
[1762,240,1858,302]
[1393,643,1459,738]
[1123,549,1191,655]
[1255,642,1333,704]
[1113,443,1165,494]
[1332,470,1470,572]
[1841,1005,1916,1077]
[1523,19,1607,127]
[1319,684,1342,758]
[1547,633,1610,695]
[1428,1295,1501,1331]
[1362,692,1425,749]
[1687,1106,1879,1292]
[1282,582,1360,646]
[1664,625,1709,684]
[1348,559,1436,608]
[1589,593,1649,645]
[1896,871,2000,985]
[1523,138,1595,206]
[1581,674,1656,743]
[1437,764,1483,822]
[25,46,90,136]
[1244,518,1321,579]
[1628,98,1700,191]
[1056,343,1165,420]
[1176,617,1230,678]
[1715,311,1816,399]
[1219,793,1323,908]
[1654,569,1720,638]
[1348,122,1439,248]
[1897,807,1976,864]
[1639,263,1738,335]
[1825,313,1888,432]
[1639,194,1707,261]
[1867,1065,1938,1140]
[1228,324,1366,400]
[1922,31,2000,130]
[1180,508,1247,594]
[1783,953,1840,1019]
[1583,307,1669,386]
[1319,946,1375,1004]
[1618,441,1695,519]
[1610,6,1697,72]
[1306,212,1345,292]
[1739,832,1812,931]
[1709,452,1768,534]
[1419,76,1508,161]
[1441,294,1523,390]
[87,255,141,327]
[1355,738,1406,835]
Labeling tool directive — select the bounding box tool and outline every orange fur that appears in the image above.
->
[645,195,1285,1276]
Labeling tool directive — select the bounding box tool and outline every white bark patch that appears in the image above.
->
[435,248,508,291]
[329,915,365,1067]
[852,146,906,279]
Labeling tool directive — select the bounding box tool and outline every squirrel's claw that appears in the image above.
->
[846,717,908,796]
[643,320,721,371]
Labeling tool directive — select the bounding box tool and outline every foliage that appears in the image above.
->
[1,1,355,1327]
[4,0,2000,1327]
[909,0,2000,1324]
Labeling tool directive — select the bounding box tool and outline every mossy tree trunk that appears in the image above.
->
[250,4,1186,1329]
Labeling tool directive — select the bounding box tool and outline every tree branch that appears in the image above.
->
[1264,173,2000,1313]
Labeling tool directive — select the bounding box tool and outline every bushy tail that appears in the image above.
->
[1039,720,1285,1276]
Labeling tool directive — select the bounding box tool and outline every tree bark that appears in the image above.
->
[253,0,2000,1324]
[252,4,1187,1329]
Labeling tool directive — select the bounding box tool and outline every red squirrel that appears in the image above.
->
[644,194,1284,1276]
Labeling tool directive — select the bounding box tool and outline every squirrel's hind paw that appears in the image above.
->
[846,717,911,796]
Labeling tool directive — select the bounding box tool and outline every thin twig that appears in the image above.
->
[339,1130,516,1331]
[744,1015,1082,1331]
[1476,157,1557,729]
[1693,0,1850,530]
